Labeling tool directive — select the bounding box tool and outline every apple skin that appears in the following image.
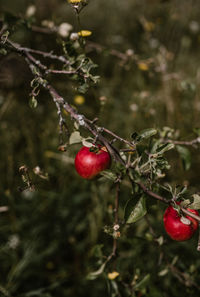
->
[163,203,199,241]
[75,146,111,179]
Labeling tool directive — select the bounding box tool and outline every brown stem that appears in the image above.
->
[162,138,200,147]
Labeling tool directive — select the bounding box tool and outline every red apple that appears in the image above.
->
[75,145,111,179]
[163,203,199,241]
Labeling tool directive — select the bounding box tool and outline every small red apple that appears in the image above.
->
[163,203,199,241]
[75,145,111,179]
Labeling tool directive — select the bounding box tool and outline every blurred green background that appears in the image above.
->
[1,0,200,296]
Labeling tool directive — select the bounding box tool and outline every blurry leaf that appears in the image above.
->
[176,145,191,170]
[131,132,138,140]
[158,269,168,277]
[156,236,164,246]
[77,82,90,94]
[134,274,150,289]
[100,170,117,181]
[69,131,82,145]
[156,143,174,154]
[92,244,104,258]
[125,195,147,224]
[0,48,7,55]
[29,96,37,108]
[87,262,106,280]
[193,128,200,136]
[171,255,179,266]
[91,75,100,83]
[189,194,200,209]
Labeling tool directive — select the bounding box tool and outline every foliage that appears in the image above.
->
[1,0,200,296]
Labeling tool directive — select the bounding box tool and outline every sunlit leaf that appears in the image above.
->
[189,194,200,210]
[69,131,82,144]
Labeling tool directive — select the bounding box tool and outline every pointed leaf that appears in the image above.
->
[125,195,147,224]
[156,143,175,154]
[134,274,150,289]
[87,262,106,280]
[137,128,157,141]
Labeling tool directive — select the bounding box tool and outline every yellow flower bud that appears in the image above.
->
[74,95,85,105]
[68,0,82,3]
[78,30,92,37]
[108,271,119,280]
[138,62,149,71]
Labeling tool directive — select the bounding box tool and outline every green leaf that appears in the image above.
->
[69,131,82,145]
[176,145,191,170]
[189,194,200,210]
[156,143,175,154]
[137,128,157,141]
[193,128,200,136]
[158,269,168,277]
[125,195,147,224]
[29,96,38,108]
[134,274,150,290]
[0,48,7,55]
[87,262,106,280]
[100,170,117,181]
[77,83,90,94]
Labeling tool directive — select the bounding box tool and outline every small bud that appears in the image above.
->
[113,231,121,238]
[26,5,36,17]
[107,271,119,280]
[70,32,79,41]
[126,49,134,56]
[78,30,92,37]
[113,224,120,231]
[58,23,73,38]
[33,166,41,175]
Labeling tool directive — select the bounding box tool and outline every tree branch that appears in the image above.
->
[2,35,200,224]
